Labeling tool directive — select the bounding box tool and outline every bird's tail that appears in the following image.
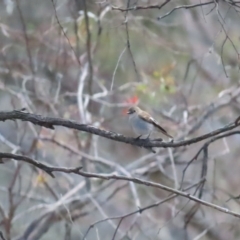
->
[152,121,173,139]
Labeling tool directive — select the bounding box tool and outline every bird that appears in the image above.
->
[127,106,173,140]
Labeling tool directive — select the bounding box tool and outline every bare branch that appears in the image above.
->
[82,0,94,105]
[0,110,239,150]
[0,152,82,178]
[123,1,141,82]
[181,130,240,188]
[51,0,81,66]
[158,1,215,20]
[81,179,214,239]
[111,0,171,12]
[0,232,6,240]
[2,150,240,219]
[15,0,35,76]
[46,170,240,219]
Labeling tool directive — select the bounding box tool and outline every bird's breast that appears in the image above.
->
[129,114,153,135]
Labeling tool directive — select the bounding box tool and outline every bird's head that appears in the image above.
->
[127,106,140,115]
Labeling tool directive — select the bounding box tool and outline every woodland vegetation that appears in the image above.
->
[0,0,240,239]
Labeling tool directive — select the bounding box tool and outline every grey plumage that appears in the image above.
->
[127,106,173,139]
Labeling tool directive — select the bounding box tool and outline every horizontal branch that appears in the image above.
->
[72,171,240,219]
[0,110,239,150]
[2,150,240,219]
[67,170,240,222]
[0,152,82,178]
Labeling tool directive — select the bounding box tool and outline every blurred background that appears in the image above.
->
[0,0,240,239]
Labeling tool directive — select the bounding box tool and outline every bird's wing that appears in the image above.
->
[139,111,173,139]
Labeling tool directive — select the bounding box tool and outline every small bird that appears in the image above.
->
[127,106,173,140]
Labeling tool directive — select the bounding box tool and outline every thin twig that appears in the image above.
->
[0,232,6,240]
[181,130,240,188]
[124,0,141,81]
[158,1,215,20]
[15,0,35,76]
[75,171,240,218]
[51,0,81,66]
[110,47,127,91]
[112,218,124,240]
[112,0,171,11]
[82,179,203,239]
[82,0,94,108]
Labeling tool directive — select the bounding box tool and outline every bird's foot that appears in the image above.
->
[152,138,163,142]
[146,147,156,153]
[135,135,142,140]
[144,134,151,141]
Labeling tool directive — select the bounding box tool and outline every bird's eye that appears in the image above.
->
[127,108,135,114]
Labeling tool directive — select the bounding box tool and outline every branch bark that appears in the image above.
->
[0,152,82,178]
[0,110,239,149]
